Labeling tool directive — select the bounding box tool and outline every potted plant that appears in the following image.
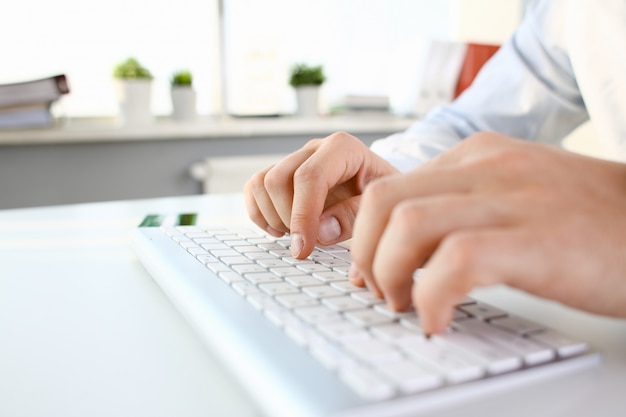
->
[113,57,153,125]
[170,69,196,121]
[289,63,326,118]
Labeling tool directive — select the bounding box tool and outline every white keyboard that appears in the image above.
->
[155,225,593,400]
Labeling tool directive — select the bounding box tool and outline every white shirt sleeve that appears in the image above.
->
[371,0,590,172]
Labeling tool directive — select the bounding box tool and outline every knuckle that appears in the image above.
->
[245,170,267,194]
[438,233,482,280]
[323,131,362,149]
[263,166,285,190]
[361,177,389,206]
[302,137,323,150]
[293,160,321,185]
[467,147,535,176]
[389,201,426,234]
[326,131,352,142]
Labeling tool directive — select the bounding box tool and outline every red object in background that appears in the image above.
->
[454,43,500,98]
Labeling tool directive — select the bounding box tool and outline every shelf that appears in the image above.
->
[0,114,415,146]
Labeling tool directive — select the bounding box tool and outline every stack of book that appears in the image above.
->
[0,74,70,130]
[340,94,391,113]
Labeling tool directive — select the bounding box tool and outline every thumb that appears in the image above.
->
[317,196,361,245]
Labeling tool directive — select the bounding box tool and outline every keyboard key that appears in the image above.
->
[200,243,230,251]
[400,316,424,332]
[528,329,588,358]
[282,256,316,265]
[345,309,395,327]
[195,254,220,264]
[316,321,370,343]
[317,258,350,268]
[187,247,210,256]
[221,256,255,266]
[243,272,283,285]
[317,244,349,253]
[218,271,246,284]
[263,304,295,327]
[459,303,508,320]
[453,318,555,366]
[375,359,443,394]
[256,259,290,268]
[284,320,319,346]
[370,323,425,344]
[330,281,367,294]
[433,331,522,375]
[374,304,416,319]
[231,264,267,274]
[351,291,385,306]
[232,281,261,296]
[286,275,324,287]
[294,306,342,325]
[309,337,358,371]
[322,296,368,312]
[275,293,320,309]
[246,293,278,311]
[339,366,395,401]
[313,271,349,283]
[343,336,404,364]
[258,282,300,296]
[332,251,352,261]
[205,262,232,274]
[296,264,332,274]
[402,341,485,384]
[269,266,306,277]
[303,285,343,299]
[210,249,241,258]
[489,315,545,336]
[258,242,286,251]
[234,245,265,254]
[244,252,276,261]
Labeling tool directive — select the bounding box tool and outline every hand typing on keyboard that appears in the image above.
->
[244,131,626,335]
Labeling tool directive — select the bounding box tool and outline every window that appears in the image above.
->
[1,0,219,117]
[0,0,522,119]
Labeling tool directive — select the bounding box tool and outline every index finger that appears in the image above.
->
[289,133,376,258]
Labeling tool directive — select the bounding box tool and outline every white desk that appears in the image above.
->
[1,194,625,417]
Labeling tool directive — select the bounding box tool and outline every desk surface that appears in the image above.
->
[1,195,625,417]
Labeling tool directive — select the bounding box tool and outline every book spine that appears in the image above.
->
[0,74,69,109]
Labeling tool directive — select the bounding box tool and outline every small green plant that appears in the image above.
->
[289,63,326,87]
[171,69,193,87]
[113,57,153,80]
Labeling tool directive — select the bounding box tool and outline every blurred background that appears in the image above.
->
[0,0,528,118]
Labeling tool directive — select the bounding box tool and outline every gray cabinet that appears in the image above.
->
[0,117,412,209]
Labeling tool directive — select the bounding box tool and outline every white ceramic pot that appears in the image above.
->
[171,86,197,121]
[295,86,320,118]
[115,79,153,126]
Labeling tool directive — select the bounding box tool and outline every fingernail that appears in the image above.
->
[290,233,304,258]
[318,216,341,244]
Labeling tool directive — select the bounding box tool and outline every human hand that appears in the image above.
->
[349,132,626,334]
[244,131,399,258]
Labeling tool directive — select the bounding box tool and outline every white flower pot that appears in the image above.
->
[295,86,320,118]
[171,86,197,121]
[115,79,153,126]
